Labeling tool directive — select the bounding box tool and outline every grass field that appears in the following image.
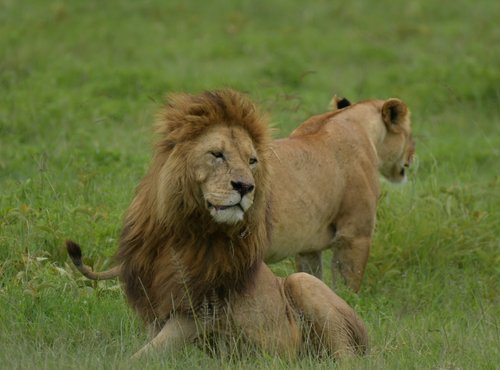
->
[1,0,499,368]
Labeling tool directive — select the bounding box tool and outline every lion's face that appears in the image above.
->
[377,99,415,184]
[191,124,259,224]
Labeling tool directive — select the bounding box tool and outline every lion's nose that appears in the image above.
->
[231,181,255,196]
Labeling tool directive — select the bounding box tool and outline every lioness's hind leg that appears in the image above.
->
[331,235,371,292]
[295,251,323,280]
[131,316,198,360]
[284,272,368,359]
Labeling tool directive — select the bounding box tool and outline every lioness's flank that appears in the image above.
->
[66,90,368,359]
[266,96,414,292]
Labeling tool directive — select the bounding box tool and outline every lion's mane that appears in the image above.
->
[116,90,272,326]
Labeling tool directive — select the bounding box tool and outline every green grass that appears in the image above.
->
[1,0,499,368]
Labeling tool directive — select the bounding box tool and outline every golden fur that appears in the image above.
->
[66,90,368,359]
[266,97,414,292]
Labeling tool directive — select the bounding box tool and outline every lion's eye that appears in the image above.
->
[211,151,225,160]
[249,157,258,165]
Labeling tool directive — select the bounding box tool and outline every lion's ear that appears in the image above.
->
[329,95,351,111]
[382,98,408,133]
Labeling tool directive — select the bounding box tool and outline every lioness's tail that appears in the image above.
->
[285,272,368,358]
[65,240,121,280]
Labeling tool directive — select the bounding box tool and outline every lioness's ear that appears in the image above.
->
[382,98,408,133]
[329,95,351,111]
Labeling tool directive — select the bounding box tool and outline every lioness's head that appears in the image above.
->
[375,99,414,183]
[154,90,270,226]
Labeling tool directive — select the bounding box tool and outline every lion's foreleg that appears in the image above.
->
[284,272,368,359]
[131,316,198,360]
[295,251,323,280]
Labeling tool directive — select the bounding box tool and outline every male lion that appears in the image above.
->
[66,90,368,359]
[266,96,414,292]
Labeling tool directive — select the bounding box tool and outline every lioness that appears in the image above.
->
[266,97,414,291]
[66,90,368,359]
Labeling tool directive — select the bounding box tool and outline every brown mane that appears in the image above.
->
[116,90,272,326]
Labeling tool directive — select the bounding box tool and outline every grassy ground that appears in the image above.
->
[1,0,499,368]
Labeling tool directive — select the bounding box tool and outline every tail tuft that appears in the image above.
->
[66,240,83,266]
